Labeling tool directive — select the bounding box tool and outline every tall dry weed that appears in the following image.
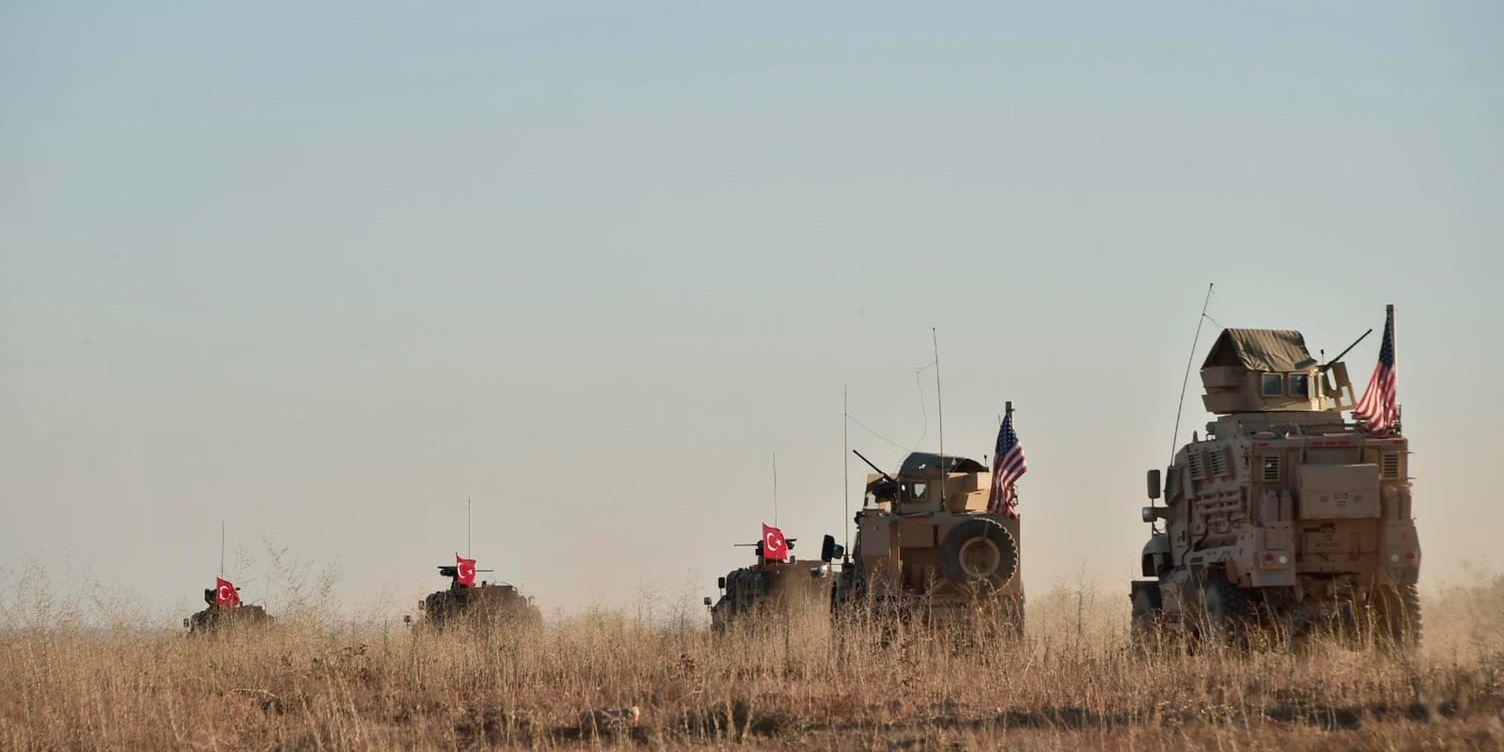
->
[1,570,1501,749]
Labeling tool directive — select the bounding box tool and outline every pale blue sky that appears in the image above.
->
[3,2,1501,619]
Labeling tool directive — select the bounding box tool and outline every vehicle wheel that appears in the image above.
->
[1373,583,1422,648]
[1130,586,1164,647]
[939,518,1018,593]
[1195,578,1252,644]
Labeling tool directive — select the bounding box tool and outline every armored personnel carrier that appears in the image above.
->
[184,584,272,635]
[834,451,1023,633]
[415,563,541,630]
[705,535,838,633]
[1132,320,1420,645]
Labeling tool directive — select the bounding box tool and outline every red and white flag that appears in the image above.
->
[214,577,241,608]
[1353,306,1399,436]
[455,554,477,587]
[761,523,789,562]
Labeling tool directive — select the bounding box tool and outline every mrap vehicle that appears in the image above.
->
[1133,320,1420,644]
[836,451,1023,633]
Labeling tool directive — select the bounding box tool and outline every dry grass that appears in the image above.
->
[2,573,1502,750]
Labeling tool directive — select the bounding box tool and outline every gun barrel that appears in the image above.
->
[852,449,897,484]
[1322,327,1373,371]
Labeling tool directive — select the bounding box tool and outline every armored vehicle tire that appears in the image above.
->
[939,518,1018,593]
[1194,579,1252,643]
[1374,583,1422,647]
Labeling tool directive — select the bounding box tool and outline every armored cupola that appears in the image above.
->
[866,452,990,513]
[1200,329,1322,413]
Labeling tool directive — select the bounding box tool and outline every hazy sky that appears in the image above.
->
[3,2,1501,621]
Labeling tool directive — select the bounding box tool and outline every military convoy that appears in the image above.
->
[173,306,1421,653]
[705,447,1025,638]
[1132,320,1420,645]
[700,306,1418,651]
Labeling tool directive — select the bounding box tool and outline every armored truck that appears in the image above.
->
[1132,325,1420,645]
[184,589,272,634]
[705,537,836,633]
[835,451,1023,633]
[415,565,541,630]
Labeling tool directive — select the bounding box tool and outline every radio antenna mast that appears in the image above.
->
[771,452,779,527]
[219,521,225,577]
[770,451,782,529]
[933,327,946,509]
[467,497,472,558]
[843,384,850,552]
[1170,282,1215,464]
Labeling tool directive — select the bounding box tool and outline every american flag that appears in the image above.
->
[1353,305,1398,435]
[988,411,1027,518]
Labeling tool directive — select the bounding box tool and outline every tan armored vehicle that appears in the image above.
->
[1132,324,1420,644]
[414,564,541,630]
[705,536,837,633]
[184,588,272,635]
[835,451,1023,633]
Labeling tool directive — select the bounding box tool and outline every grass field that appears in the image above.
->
[2,572,1501,750]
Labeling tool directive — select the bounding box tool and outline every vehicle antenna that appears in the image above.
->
[843,384,850,552]
[1170,282,1214,465]
[932,327,945,510]
[467,497,472,559]
[772,452,779,527]
[219,520,225,577]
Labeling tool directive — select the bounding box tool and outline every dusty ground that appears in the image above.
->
[1,575,1501,750]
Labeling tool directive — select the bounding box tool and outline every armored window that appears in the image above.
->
[1381,452,1402,479]
[1261,373,1284,397]
[1289,373,1309,398]
[1209,447,1229,477]
[1165,466,1182,497]
[1261,455,1281,482]
[1187,451,1207,481]
[905,482,927,501]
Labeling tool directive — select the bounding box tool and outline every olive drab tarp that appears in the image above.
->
[1202,329,1318,373]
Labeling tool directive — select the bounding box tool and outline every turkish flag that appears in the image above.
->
[215,577,241,608]
[455,554,477,587]
[762,524,789,562]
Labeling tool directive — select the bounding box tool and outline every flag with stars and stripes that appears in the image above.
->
[988,411,1027,518]
[1353,305,1399,436]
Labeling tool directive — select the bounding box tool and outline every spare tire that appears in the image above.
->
[939,518,1018,592]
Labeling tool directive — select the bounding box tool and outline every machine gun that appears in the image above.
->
[1316,327,1371,412]
[437,564,493,583]
[852,448,900,502]
[734,538,797,561]
[1321,327,1372,372]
